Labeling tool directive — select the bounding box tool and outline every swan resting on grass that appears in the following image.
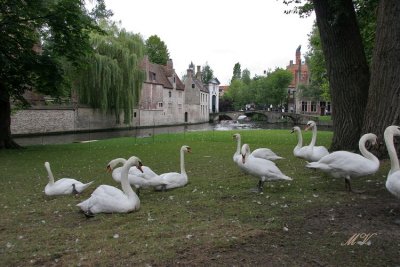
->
[384,125,400,200]
[232,133,283,164]
[154,145,191,191]
[107,158,169,193]
[240,144,292,192]
[77,156,142,216]
[44,162,93,196]
[306,133,379,193]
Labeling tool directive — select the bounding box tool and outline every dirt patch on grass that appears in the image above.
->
[160,188,400,266]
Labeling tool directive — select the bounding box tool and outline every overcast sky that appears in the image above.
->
[103,0,315,85]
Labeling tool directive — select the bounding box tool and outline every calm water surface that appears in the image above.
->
[14,120,331,146]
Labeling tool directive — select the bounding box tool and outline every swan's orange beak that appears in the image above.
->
[304,125,311,131]
[106,165,112,173]
[187,147,192,153]
[136,162,144,173]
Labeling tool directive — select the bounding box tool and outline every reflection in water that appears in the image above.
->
[14,120,330,146]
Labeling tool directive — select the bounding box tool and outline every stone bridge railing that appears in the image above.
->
[210,110,319,124]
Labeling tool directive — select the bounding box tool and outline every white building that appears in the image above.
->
[206,78,220,113]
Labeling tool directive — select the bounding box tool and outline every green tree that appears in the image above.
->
[231,62,241,82]
[242,69,251,85]
[145,35,170,65]
[0,0,105,148]
[201,63,214,84]
[266,68,293,105]
[225,79,246,110]
[305,24,330,101]
[75,21,145,124]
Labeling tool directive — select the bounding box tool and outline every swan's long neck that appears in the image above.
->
[45,163,55,184]
[385,130,400,173]
[309,125,317,147]
[295,129,303,149]
[120,160,136,199]
[359,135,379,165]
[180,148,186,175]
[235,135,241,155]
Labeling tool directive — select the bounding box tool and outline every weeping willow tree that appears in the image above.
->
[76,21,145,124]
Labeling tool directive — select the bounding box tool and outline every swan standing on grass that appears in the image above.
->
[77,156,143,216]
[232,133,283,163]
[384,125,400,200]
[241,144,292,192]
[106,158,168,193]
[154,145,191,191]
[291,126,310,160]
[291,122,329,162]
[44,162,93,196]
[304,120,329,161]
[306,133,380,193]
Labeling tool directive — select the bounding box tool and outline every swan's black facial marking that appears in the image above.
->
[136,161,144,173]
[106,165,112,173]
[72,184,79,195]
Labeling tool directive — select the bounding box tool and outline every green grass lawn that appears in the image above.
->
[0,129,398,266]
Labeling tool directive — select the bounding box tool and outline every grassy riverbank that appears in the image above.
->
[0,129,398,266]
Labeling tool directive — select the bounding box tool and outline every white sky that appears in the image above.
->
[103,0,315,85]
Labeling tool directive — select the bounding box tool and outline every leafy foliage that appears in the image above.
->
[0,0,104,101]
[75,21,146,124]
[231,62,241,82]
[304,24,330,101]
[242,69,251,85]
[201,63,214,84]
[224,68,292,110]
[145,35,170,65]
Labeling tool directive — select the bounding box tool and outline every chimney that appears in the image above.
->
[196,65,202,79]
[296,45,301,65]
[290,60,293,66]
[167,58,173,69]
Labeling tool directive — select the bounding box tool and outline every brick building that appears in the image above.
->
[286,45,331,115]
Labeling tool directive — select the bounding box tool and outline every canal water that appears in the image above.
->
[13,120,331,146]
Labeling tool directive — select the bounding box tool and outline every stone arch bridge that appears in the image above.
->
[210,110,318,125]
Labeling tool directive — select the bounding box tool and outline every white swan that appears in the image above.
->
[44,162,93,196]
[107,158,158,180]
[291,126,310,160]
[384,125,400,199]
[241,144,292,192]
[154,145,191,190]
[233,133,283,163]
[291,123,329,162]
[106,158,168,193]
[306,133,380,192]
[77,156,142,216]
[304,120,330,161]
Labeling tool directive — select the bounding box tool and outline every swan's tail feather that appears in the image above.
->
[306,162,319,169]
[281,175,292,181]
[75,181,94,193]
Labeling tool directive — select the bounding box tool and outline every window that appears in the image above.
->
[192,83,195,89]
[311,101,316,112]
[149,71,156,81]
[302,101,307,112]
[173,76,176,83]
[169,91,172,98]
[134,112,137,118]
[158,102,163,108]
